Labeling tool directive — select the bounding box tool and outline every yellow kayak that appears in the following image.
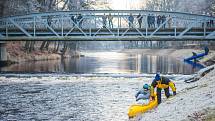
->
[128,96,158,118]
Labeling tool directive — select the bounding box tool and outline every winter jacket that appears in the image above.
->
[151,76,176,96]
[135,88,150,101]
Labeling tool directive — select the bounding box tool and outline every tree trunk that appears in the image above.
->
[0,1,5,17]
[56,41,60,52]
[40,41,47,51]
[24,41,31,51]
[29,41,35,52]
[53,41,57,52]
[61,42,68,57]
[45,41,50,50]
[150,41,153,49]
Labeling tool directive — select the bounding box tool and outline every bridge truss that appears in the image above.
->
[0,10,215,41]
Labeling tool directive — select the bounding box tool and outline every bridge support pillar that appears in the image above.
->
[0,41,7,66]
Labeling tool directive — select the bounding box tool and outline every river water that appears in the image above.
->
[0,51,201,74]
[0,51,201,121]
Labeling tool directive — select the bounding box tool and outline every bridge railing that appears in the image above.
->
[0,10,215,40]
[1,10,214,29]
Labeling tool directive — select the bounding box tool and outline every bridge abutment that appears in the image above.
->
[0,41,7,66]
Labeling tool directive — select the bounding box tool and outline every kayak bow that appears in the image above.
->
[128,95,158,118]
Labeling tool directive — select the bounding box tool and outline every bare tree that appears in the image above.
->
[0,0,6,17]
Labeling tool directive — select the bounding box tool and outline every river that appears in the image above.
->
[0,51,201,121]
[0,51,201,74]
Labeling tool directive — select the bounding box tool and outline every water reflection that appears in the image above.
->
[0,51,200,74]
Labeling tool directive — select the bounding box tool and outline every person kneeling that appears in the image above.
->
[135,84,151,105]
[151,73,176,104]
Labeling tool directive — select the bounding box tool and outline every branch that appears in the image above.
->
[61,0,69,10]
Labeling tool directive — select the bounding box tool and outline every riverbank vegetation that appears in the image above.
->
[6,41,80,62]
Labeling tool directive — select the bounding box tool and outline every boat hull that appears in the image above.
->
[128,96,158,118]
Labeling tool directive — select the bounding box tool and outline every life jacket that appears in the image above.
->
[150,76,176,96]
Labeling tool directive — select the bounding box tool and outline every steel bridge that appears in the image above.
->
[0,10,215,41]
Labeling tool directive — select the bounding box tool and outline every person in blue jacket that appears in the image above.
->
[135,84,151,105]
[128,13,134,28]
[204,46,209,55]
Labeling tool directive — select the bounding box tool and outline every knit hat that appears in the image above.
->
[155,73,161,81]
[143,84,149,89]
